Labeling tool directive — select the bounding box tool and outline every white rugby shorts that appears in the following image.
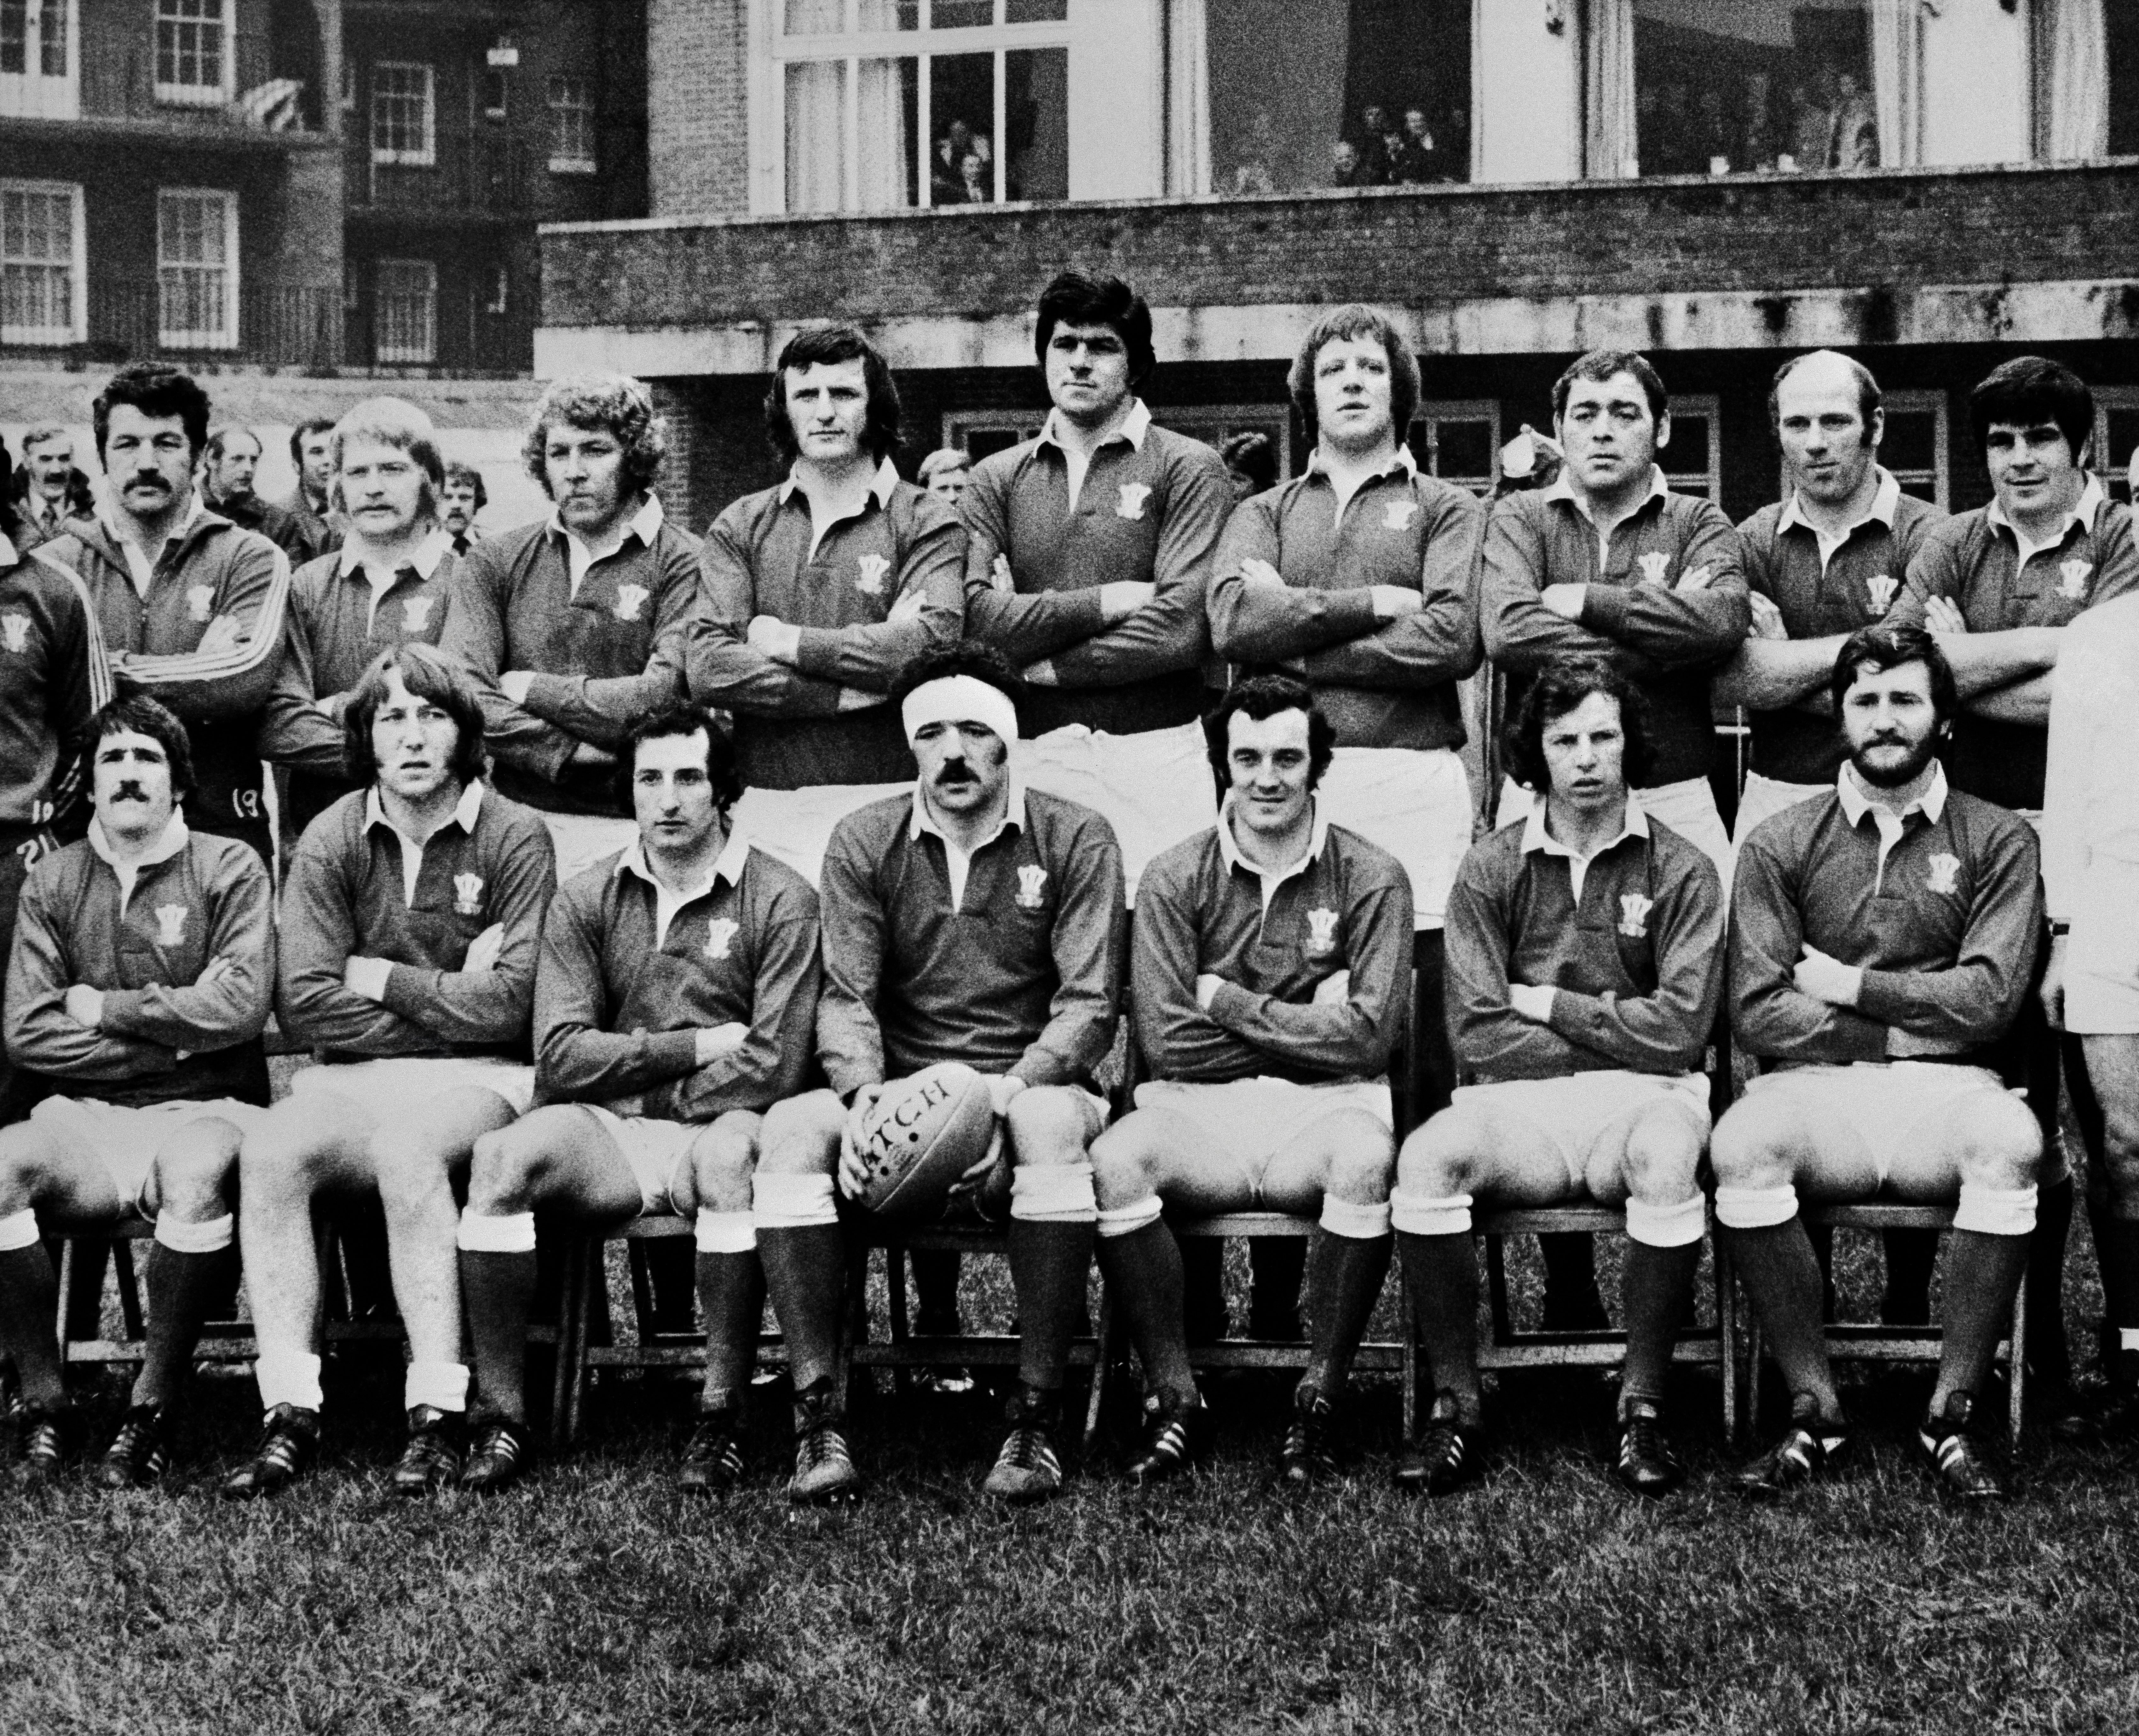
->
[1131,1076,1391,1198]
[290,1054,537,1117]
[1446,1070,1710,1192]
[2064,861,2139,1035]
[542,812,641,885]
[730,781,912,890]
[1317,745,1473,930]
[1739,1061,2017,1184]
[1731,771,1827,844]
[1019,721,1216,906]
[30,1095,267,1221]
[582,1106,708,1218]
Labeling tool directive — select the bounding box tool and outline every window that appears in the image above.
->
[1662,395,1720,501]
[482,264,508,316]
[942,405,1290,472]
[340,59,355,116]
[1878,390,1947,509]
[1,0,73,118]
[2049,2,2125,159]
[776,0,1070,213]
[342,261,360,313]
[1407,401,1501,497]
[2094,389,2139,506]
[374,258,437,364]
[1185,0,1471,196]
[371,62,436,167]
[480,66,508,120]
[157,188,238,350]
[547,75,596,172]
[154,0,229,107]
[1,179,84,344]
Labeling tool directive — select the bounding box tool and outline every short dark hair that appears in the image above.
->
[89,695,196,801]
[889,640,1028,734]
[1969,356,2095,465]
[1203,673,1336,789]
[1220,431,1279,493]
[289,417,336,468]
[1829,623,1958,727]
[342,644,491,790]
[0,435,15,542]
[763,326,903,467]
[1552,349,1668,424]
[613,708,743,816]
[1502,656,1656,793]
[1768,350,1882,434]
[1033,270,1155,388]
[93,364,212,462]
[443,460,489,511]
[1289,305,1421,452]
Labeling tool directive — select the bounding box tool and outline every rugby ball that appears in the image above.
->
[854,1062,999,1221]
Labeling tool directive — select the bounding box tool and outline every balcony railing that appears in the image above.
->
[0,278,345,370]
[347,127,534,216]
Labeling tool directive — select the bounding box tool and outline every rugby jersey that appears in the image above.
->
[1889,479,2139,810]
[0,531,111,835]
[278,781,555,1060]
[1443,798,1722,1082]
[534,828,821,1120]
[4,819,273,1105]
[1133,803,1411,1085]
[1736,471,1947,785]
[1731,765,2042,1067]
[1208,449,1484,752]
[440,495,700,815]
[208,488,321,566]
[960,401,1230,735]
[816,784,1124,1095]
[33,505,292,846]
[1480,467,1749,785]
[689,461,964,788]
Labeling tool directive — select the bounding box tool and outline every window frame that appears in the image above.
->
[2093,388,2139,506]
[1409,399,1503,498]
[155,185,239,352]
[0,0,78,120]
[370,61,438,168]
[942,403,1290,475]
[373,256,438,366]
[546,73,597,173]
[0,176,85,344]
[1661,394,1722,501]
[153,0,232,109]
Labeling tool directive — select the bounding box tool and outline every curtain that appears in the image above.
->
[2042,0,2109,160]
[856,59,910,207]
[1870,0,1921,168]
[1165,0,1210,196]
[1583,0,1636,178]
[784,59,845,212]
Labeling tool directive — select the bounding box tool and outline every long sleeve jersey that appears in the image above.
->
[1444,802,1722,1082]
[0,532,111,835]
[688,462,965,789]
[1208,452,1484,752]
[439,498,700,814]
[1731,768,2042,1067]
[1133,805,1412,1085]
[277,781,555,1060]
[960,403,1230,735]
[1480,469,1750,786]
[4,822,273,1105]
[1736,474,1947,785]
[1889,482,2139,810]
[2041,590,2139,925]
[257,535,458,835]
[33,506,292,844]
[816,785,1124,1095]
[534,831,821,1120]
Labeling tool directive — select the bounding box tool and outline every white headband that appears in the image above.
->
[900,675,1020,748]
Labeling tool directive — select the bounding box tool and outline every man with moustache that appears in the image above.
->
[10,427,94,554]
[440,462,487,557]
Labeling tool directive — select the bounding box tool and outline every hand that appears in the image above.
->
[1238,558,1287,590]
[1500,424,1564,480]
[196,953,235,987]
[62,983,104,1029]
[990,553,1015,594]
[2040,934,2067,1033]
[986,1074,1027,1117]
[1508,982,1555,1024]
[342,955,393,1002]
[1194,973,1227,1012]
[1925,596,1969,637]
[1022,660,1059,687]
[1540,583,1587,620]
[1312,970,1351,1007]
[464,924,506,973]
[1793,945,1863,1007]
[838,1082,888,1198]
[1748,592,1789,641]
[313,695,338,718]
[1370,585,1424,619]
[567,741,616,770]
[1099,581,1156,622]
[695,1022,749,1066]
[499,670,536,704]
[747,616,803,665]
[835,687,885,712]
[197,614,244,657]
[946,1124,1008,1200]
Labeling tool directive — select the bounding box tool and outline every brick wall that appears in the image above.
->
[646,0,749,219]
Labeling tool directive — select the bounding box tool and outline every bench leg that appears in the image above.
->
[886,1241,912,1403]
[2009,1262,2028,1456]
[1715,1236,1738,1448]
[1082,1282,1114,1454]
[564,1240,596,1447]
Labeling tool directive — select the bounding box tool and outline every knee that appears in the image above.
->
[1708,1101,1795,1190]
[466,1125,548,1214]
[0,1127,52,1207]
[1088,1121,1161,1208]
[237,1115,316,1191]
[1395,1111,1482,1198]
[369,1126,455,1207]
[1324,1122,1395,1205]
[1956,1094,2043,1193]
[1620,1109,1704,1203]
[2100,1099,2139,1175]
[1005,1088,1090,1166]
[151,1136,238,1222]
[756,1094,839,1178]
[686,1119,759,1213]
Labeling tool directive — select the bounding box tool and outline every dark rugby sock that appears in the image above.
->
[1301,1227,1391,1398]
[1095,1220,1196,1406]
[1619,1239,1700,1410]
[461,1249,540,1425]
[696,1249,764,1411]
[1007,1218,1092,1394]
[757,1223,848,1394]
[135,1243,235,1411]
[0,1244,63,1410]
[1397,1228,1481,1423]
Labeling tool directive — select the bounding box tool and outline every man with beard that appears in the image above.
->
[441,462,487,557]
[1721,625,2043,1501]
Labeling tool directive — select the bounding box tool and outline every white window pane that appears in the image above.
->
[785,59,847,212]
[375,257,436,363]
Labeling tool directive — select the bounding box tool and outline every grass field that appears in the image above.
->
[7,1234,2139,1736]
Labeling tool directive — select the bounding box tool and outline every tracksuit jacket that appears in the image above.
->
[0,531,111,839]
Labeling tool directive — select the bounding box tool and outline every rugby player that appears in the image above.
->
[1721,625,2043,1501]
[1090,674,1410,1486]
[0,696,273,1486]
[754,644,1125,1504]
[222,645,554,1498]
[1393,655,1722,1496]
[454,709,819,1492]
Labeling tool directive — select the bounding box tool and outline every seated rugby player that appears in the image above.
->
[755,643,1125,1505]
[1394,656,1723,1497]
[1091,674,1410,1487]
[455,710,819,1492]
[1721,624,2043,1501]
[0,697,273,1487]
[223,645,555,1498]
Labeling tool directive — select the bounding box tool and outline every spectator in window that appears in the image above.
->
[956,148,991,204]
[1232,109,1279,195]
[1354,105,1392,183]
[932,121,981,205]
[918,448,971,507]
[1741,72,1780,173]
[1789,72,1836,171]
[1219,432,1279,503]
[1388,106,1437,184]
[1331,139,1367,189]
[1831,70,1878,170]
[1696,88,1732,172]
